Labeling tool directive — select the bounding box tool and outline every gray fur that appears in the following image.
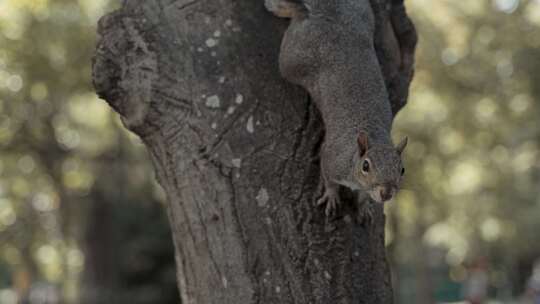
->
[266,0,407,216]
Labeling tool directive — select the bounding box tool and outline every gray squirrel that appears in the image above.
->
[266,0,414,218]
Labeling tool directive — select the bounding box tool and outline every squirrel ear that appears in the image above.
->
[396,136,408,155]
[265,0,307,18]
[357,131,369,157]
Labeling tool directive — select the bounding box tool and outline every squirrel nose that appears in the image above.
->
[379,187,393,202]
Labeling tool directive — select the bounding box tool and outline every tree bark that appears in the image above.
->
[92,0,416,303]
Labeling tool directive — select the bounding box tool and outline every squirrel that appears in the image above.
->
[266,0,409,218]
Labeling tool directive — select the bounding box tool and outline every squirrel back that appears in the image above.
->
[267,0,408,214]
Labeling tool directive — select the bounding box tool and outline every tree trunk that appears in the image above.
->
[92,0,416,303]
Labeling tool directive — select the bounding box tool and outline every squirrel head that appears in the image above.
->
[354,131,407,203]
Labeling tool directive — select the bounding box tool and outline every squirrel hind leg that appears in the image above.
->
[265,0,306,18]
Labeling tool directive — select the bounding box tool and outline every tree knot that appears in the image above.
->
[92,10,159,135]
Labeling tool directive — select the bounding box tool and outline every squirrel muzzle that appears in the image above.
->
[370,185,397,203]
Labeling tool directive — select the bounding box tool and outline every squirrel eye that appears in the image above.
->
[401,167,405,176]
[362,160,370,173]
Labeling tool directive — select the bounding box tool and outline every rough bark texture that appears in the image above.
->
[92,0,416,303]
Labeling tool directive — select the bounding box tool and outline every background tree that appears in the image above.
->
[390,1,540,302]
[0,1,177,303]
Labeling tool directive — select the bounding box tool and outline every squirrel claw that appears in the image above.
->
[358,201,375,226]
[317,188,340,218]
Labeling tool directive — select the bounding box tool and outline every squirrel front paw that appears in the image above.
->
[317,186,341,218]
[357,200,375,226]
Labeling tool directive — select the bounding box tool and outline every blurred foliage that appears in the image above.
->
[390,0,540,302]
[0,0,178,303]
[1,0,540,303]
